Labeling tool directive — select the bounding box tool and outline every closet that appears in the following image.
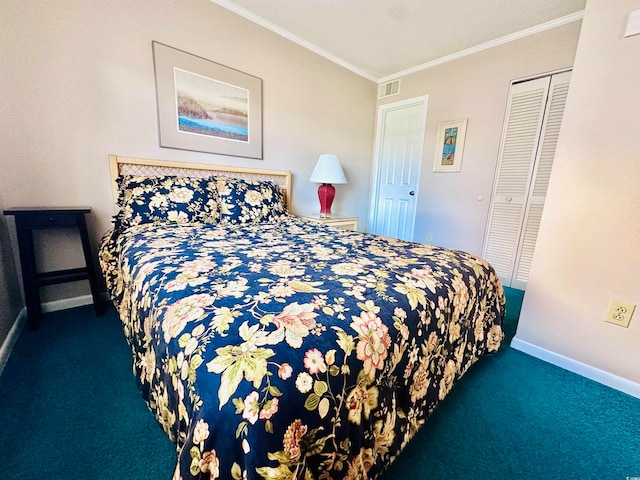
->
[482,70,571,290]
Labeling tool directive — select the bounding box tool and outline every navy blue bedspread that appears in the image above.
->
[99,217,504,480]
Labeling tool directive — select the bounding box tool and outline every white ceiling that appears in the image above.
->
[211,0,586,82]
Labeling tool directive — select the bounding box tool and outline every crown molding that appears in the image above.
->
[378,10,584,84]
[210,1,583,85]
[209,0,379,82]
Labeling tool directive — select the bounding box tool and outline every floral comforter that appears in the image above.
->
[99,216,504,480]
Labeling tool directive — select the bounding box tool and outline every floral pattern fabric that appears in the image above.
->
[114,175,220,230]
[99,217,504,480]
[216,177,287,224]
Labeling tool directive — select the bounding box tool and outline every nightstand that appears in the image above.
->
[302,216,359,231]
[4,207,104,330]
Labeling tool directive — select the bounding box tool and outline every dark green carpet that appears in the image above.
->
[0,305,176,479]
[1,287,639,479]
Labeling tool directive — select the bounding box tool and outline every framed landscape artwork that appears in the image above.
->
[433,119,467,172]
[152,41,263,159]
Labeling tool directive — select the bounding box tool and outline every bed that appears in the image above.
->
[99,154,505,480]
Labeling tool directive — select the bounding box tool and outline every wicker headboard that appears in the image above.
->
[108,154,292,210]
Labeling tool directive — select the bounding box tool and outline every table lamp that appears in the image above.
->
[309,154,347,218]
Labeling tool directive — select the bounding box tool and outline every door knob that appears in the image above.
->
[409,191,415,196]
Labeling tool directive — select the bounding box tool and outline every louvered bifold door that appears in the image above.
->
[511,71,571,289]
[482,76,551,286]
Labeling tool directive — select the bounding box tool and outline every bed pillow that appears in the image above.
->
[114,175,220,230]
[216,176,287,224]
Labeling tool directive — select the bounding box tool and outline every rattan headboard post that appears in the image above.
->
[108,154,292,211]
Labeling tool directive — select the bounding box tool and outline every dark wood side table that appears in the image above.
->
[4,207,104,330]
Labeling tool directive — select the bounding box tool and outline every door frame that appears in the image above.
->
[368,95,428,239]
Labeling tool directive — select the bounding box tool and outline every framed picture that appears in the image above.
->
[152,41,263,159]
[433,119,467,172]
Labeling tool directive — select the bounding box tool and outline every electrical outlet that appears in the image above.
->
[426,232,432,242]
[605,300,636,328]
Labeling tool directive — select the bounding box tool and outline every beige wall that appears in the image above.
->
[514,0,640,391]
[0,0,376,331]
[0,204,23,347]
[377,22,581,255]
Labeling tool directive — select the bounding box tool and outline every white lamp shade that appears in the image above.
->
[309,154,347,184]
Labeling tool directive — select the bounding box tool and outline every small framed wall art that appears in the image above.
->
[433,118,467,172]
[152,41,263,159]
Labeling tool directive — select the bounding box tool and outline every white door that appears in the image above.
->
[483,71,571,289]
[369,96,428,241]
[511,71,571,289]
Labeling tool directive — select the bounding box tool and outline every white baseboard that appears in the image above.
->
[511,337,640,399]
[0,308,27,376]
[41,293,99,313]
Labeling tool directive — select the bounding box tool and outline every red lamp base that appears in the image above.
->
[317,183,336,218]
